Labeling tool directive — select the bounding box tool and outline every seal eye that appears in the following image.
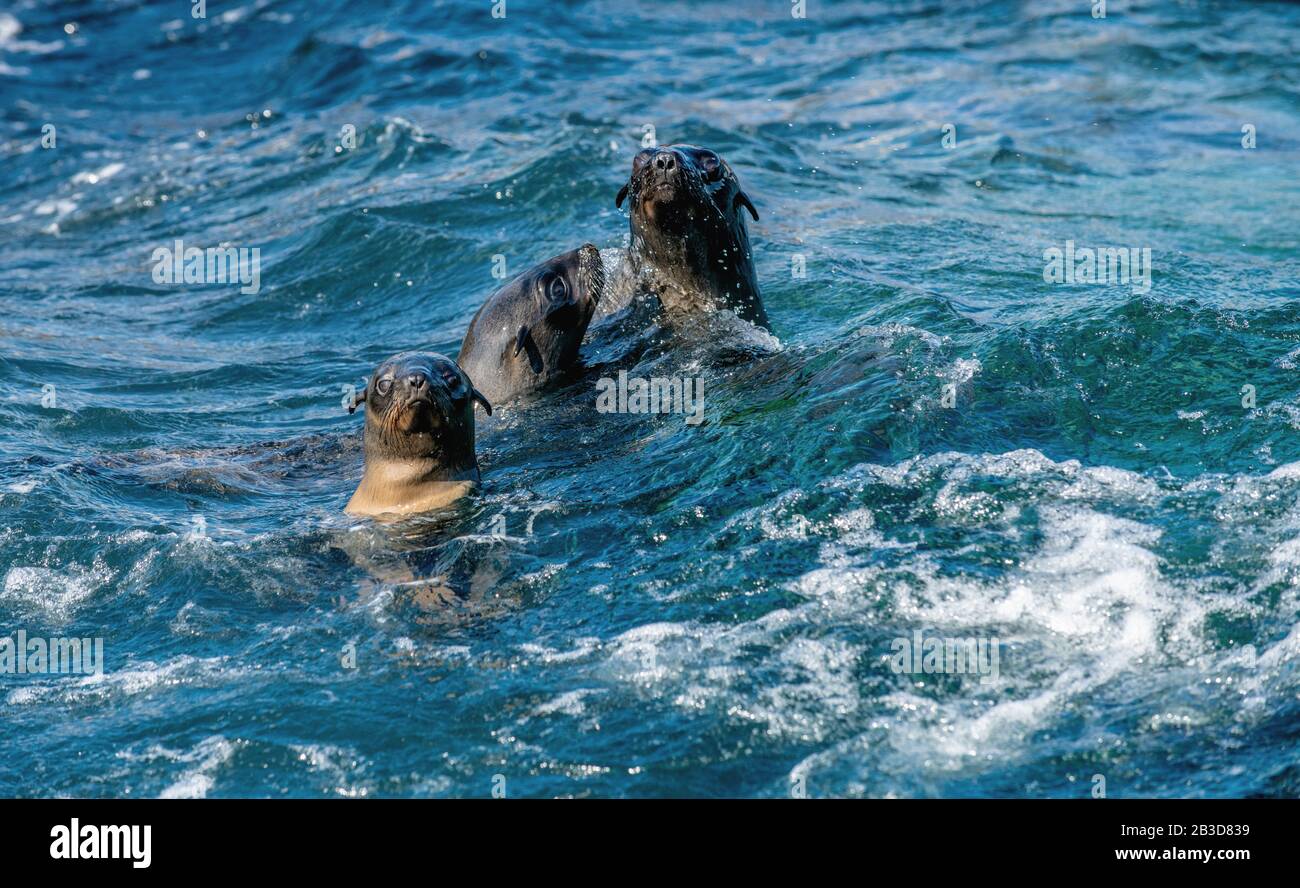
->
[375,377,394,397]
[696,150,722,183]
[438,365,465,396]
[547,274,568,303]
[631,149,653,174]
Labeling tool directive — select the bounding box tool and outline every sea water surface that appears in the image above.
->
[1,0,1298,797]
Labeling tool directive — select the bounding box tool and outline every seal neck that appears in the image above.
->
[347,456,480,518]
[364,453,479,485]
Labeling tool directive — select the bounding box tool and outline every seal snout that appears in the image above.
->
[397,366,437,406]
[389,368,443,434]
[646,149,684,195]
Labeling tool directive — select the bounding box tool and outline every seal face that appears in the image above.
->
[615,144,768,330]
[457,244,606,406]
[345,351,492,518]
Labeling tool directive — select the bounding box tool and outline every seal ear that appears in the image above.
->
[615,182,630,209]
[347,383,367,415]
[735,190,759,222]
[456,365,493,415]
[696,149,723,183]
[514,325,545,374]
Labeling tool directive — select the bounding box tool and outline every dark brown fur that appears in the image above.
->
[615,144,768,329]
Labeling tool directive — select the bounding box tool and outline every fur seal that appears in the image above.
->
[614,144,768,330]
[345,351,492,519]
[457,244,606,405]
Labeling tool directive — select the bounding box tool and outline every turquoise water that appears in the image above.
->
[1,0,1298,797]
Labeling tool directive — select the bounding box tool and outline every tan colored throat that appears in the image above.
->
[345,459,476,520]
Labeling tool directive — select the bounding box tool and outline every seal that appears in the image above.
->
[344,351,492,519]
[457,244,606,406]
[614,143,768,329]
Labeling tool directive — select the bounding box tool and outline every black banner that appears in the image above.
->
[0,799,1284,873]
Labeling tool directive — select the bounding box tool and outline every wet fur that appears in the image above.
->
[614,144,768,330]
[346,352,489,520]
[457,244,605,405]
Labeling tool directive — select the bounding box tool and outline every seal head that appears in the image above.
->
[615,144,768,329]
[345,351,492,518]
[457,244,605,405]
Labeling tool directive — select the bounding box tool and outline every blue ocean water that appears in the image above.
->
[1,0,1298,798]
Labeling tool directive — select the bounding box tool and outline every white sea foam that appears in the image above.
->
[533,688,605,717]
[568,449,1300,792]
[939,356,982,385]
[158,737,238,798]
[0,13,19,43]
[0,14,62,54]
[517,637,602,664]
[6,655,240,707]
[116,736,238,799]
[70,162,125,185]
[289,743,372,797]
[851,322,944,350]
[34,199,77,217]
[1,560,112,622]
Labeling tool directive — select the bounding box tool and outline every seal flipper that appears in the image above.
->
[514,325,545,374]
[735,191,759,222]
[616,182,630,209]
[347,378,369,414]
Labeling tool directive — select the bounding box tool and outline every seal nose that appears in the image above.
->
[653,152,676,172]
[406,372,427,391]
